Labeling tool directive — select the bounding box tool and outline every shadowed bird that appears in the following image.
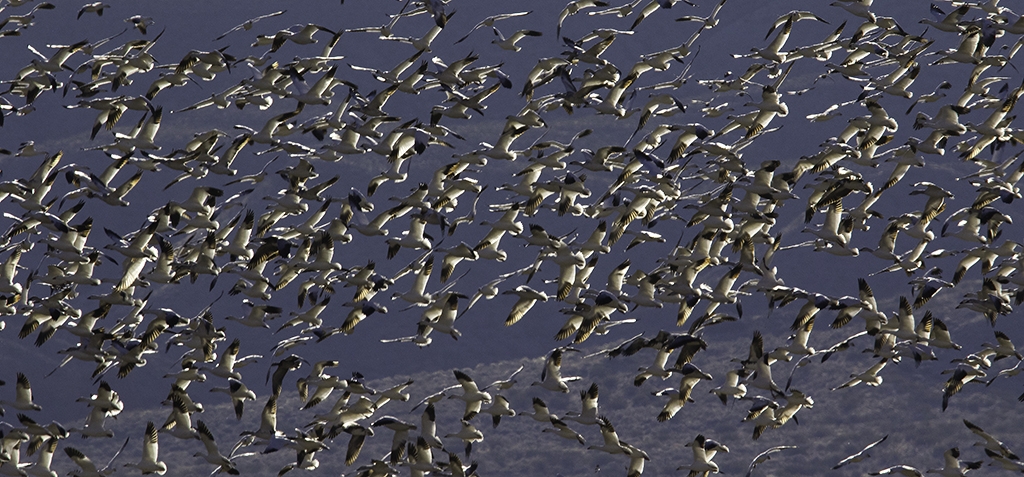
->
[215,10,286,40]
[746,445,797,477]
[491,27,542,52]
[832,435,888,469]
[653,363,712,421]
[64,439,129,477]
[194,420,240,475]
[78,2,111,19]
[542,417,585,445]
[532,347,581,393]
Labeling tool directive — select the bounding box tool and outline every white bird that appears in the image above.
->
[64,438,128,477]
[745,354,783,397]
[832,434,888,469]
[478,395,516,428]
[653,363,713,422]
[520,396,559,423]
[210,378,257,420]
[25,436,58,477]
[70,406,115,438]
[491,27,542,52]
[833,358,888,390]
[963,419,1018,460]
[532,347,581,393]
[451,370,492,420]
[746,445,797,477]
[869,465,924,477]
[587,417,632,455]
[194,420,240,475]
[925,447,982,477]
[214,10,286,40]
[678,434,728,476]
[454,10,531,44]
[502,285,548,326]
[542,417,585,445]
[563,382,601,426]
[123,422,167,475]
[710,368,747,404]
[443,420,484,457]
[830,0,876,23]
[0,373,41,414]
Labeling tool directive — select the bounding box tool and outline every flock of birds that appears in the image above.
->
[1,0,1024,475]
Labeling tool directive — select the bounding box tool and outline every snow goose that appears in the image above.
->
[371,416,417,465]
[924,315,960,350]
[64,439,128,477]
[737,16,791,63]
[745,354,783,396]
[450,370,492,420]
[742,398,781,440]
[925,447,982,477]
[25,436,57,477]
[419,292,461,341]
[919,4,969,33]
[210,378,257,420]
[392,255,434,306]
[942,363,987,411]
[214,10,286,41]
[985,450,1024,472]
[745,445,797,477]
[831,0,876,23]
[653,363,712,422]
[238,396,281,446]
[520,397,559,423]
[563,382,600,426]
[587,417,631,455]
[633,341,673,386]
[76,381,122,417]
[444,420,484,457]
[532,347,581,393]
[385,216,432,259]
[963,419,1018,460]
[418,404,444,449]
[833,358,887,390]
[878,296,922,342]
[832,434,888,469]
[479,395,516,428]
[224,300,281,329]
[710,368,747,404]
[870,465,924,476]
[674,0,727,30]
[0,438,28,477]
[194,420,239,475]
[338,300,389,335]
[502,285,548,326]
[542,417,585,445]
[678,434,728,476]
[629,0,696,31]
[491,27,542,52]
[123,422,166,475]
[980,330,1023,360]
[557,1,610,37]
[0,373,41,414]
